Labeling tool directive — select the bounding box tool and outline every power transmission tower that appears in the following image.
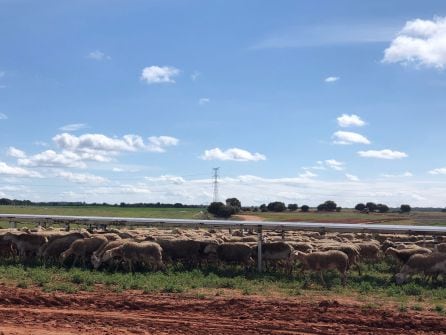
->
[212,167,220,202]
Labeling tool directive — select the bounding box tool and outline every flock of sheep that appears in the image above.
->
[1,225,446,285]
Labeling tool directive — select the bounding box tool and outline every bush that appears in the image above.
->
[300,205,310,212]
[400,204,411,213]
[267,202,286,212]
[366,202,378,212]
[259,204,268,212]
[317,200,337,212]
[355,203,366,211]
[377,204,389,213]
[207,202,236,218]
[287,204,298,211]
[226,198,241,213]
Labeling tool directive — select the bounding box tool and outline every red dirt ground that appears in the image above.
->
[0,287,445,334]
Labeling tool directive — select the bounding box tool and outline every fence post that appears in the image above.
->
[257,225,263,272]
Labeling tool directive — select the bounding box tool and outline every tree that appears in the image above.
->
[260,204,268,212]
[207,202,236,218]
[366,202,378,212]
[267,201,286,212]
[226,198,241,212]
[355,203,366,211]
[377,204,389,213]
[317,200,337,212]
[400,204,412,213]
[301,205,310,212]
[207,202,225,216]
[287,203,298,211]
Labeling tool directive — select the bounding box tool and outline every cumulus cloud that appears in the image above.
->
[345,173,360,182]
[383,17,446,69]
[332,131,371,145]
[141,66,180,84]
[59,123,88,132]
[87,50,111,61]
[358,149,408,160]
[325,76,339,83]
[0,162,41,177]
[299,170,318,179]
[53,133,179,154]
[337,114,366,127]
[145,175,186,185]
[57,171,108,184]
[199,98,210,105]
[429,167,446,175]
[0,113,7,120]
[18,150,89,168]
[7,147,26,158]
[201,148,266,162]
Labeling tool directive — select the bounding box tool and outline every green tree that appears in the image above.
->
[267,202,286,212]
[355,203,366,211]
[287,203,298,211]
[300,205,310,212]
[400,204,412,213]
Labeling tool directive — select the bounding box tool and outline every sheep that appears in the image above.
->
[294,250,349,286]
[102,241,164,272]
[38,232,85,265]
[0,234,16,259]
[204,242,254,269]
[91,239,129,269]
[156,239,202,266]
[288,242,313,253]
[357,242,382,262]
[318,243,360,273]
[60,236,108,267]
[385,247,432,264]
[3,232,48,261]
[396,252,446,284]
[436,243,446,253]
[252,242,295,273]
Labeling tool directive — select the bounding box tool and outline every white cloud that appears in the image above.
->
[199,98,210,105]
[0,113,7,120]
[332,131,371,145]
[141,66,180,84]
[381,172,413,178]
[112,167,124,172]
[337,114,366,127]
[59,123,88,132]
[6,147,26,158]
[325,76,339,83]
[57,171,108,184]
[299,170,318,179]
[0,162,40,177]
[325,159,345,171]
[201,148,266,162]
[33,141,48,147]
[383,17,446,69]
[87,50,111,61]
[358,149,408,160]
[429,167,446,175]
[18,150,88,168]
[145,175,186,185]
[53,133,179,154]
[345,173,360,182]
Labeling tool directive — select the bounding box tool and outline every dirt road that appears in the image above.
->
[0,286,445,334]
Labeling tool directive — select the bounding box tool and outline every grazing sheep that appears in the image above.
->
[4,232,48,261]
[156,239,202,266]
[91,239,129,269]
[319,243,360,273]
[294,250,349,285]
[204,242,254,268]
[0,234,15,259]
[385,247,432,264]
[252,242,295,273]
[396,252,446,284]
[357,242,382,262]
[436,243,446,253]
[288,242,313,253]
[39,232,85,265]
[102,241,164,272]
[60,236,107,267]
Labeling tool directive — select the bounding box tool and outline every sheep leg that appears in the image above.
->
[357,263,362,276]
[72,255,78,268]
[319,271,326,286]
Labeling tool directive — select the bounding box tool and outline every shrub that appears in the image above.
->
[287,204,298,211]
[355,203,366,211]
[300,205,310,212]
[400,204,412,213]
[267,202,286,212]
[317,200,337,212]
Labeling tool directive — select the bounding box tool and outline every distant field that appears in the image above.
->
[1,205,446,226]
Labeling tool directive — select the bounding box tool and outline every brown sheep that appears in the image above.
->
[385,247,432,264]
[252,242,295,273]
[294,250,349,286]
[3,232,47,261]
[396,252,446,284]
[60,236,107,267]
[102,241,164,272]
[91,239,129,269]
[204,242,254,269]
[39,232,85,265]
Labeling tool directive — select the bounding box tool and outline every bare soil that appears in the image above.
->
[0,286,445,334]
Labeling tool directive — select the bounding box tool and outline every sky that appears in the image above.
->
[1,0,446,207]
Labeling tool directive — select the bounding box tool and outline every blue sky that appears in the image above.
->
[1,0,446,206]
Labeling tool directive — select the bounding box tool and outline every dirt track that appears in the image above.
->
[0,287,445,334]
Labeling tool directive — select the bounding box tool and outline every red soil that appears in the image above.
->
[0,286,444,334]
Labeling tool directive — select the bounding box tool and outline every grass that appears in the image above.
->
[0,259,445,310]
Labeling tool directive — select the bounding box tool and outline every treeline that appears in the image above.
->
[0,198,203,209]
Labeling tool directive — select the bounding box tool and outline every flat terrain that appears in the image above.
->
[0,286,445,335]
